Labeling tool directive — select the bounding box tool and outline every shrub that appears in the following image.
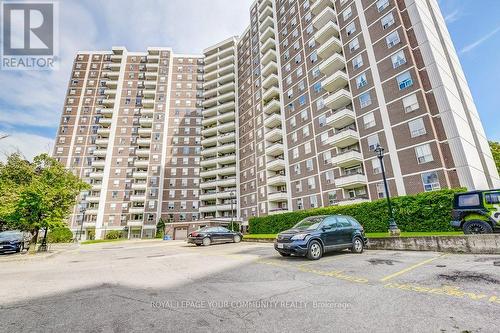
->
[249,188,465,234]
[105,230,123,240]
[47,226,74,243]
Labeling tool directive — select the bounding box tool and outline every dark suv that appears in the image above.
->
[274,215,368,260]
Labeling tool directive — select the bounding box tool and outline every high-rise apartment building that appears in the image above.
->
[53,0,499,239]
[53,47,204,240]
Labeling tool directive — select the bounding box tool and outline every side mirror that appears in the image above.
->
[322,225,333,231]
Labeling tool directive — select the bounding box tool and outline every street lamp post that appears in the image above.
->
[374,144,400,236]
[230,191,235,231]
[79,203,87,241]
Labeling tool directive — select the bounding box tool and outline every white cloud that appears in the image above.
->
[0,133,54,162]
[460,26,500,54]
[444,9,461,23]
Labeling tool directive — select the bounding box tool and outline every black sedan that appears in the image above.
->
[187,227,242,246]
[0,231,31,254]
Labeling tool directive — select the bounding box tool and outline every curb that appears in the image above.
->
[243,234,500,254]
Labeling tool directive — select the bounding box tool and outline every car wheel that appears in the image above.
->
[16,244,22,253]
[202,237,211,246]
[351,237,364,254]
[463,220,493,234]
[233,235,241,243]
[307,240,323,260]
[279,252,291,257]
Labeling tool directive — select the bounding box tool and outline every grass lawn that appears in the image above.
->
[244,231,464,239]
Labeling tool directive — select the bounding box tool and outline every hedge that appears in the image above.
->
[249,188,465,234]
[47,226,74,243]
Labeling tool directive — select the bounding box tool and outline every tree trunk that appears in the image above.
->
[28,228,39,254]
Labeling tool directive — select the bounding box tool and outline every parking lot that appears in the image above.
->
[1,240,499,332]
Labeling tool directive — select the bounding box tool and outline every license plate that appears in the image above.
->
[277,243,284,249]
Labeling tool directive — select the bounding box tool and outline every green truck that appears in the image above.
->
[451,189,500,234]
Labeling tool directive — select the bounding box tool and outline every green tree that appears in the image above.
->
[0,153,90,250]
[489,141,500,175]
[156,218,166,238]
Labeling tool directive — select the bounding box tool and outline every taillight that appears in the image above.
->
[191,232,198,237]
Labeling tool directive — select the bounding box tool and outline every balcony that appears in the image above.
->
[89,171,104,179]
[92,160,106,168]
[219,166,236,176]
[135,149,151,157]
[202,126,217,137]
[258,0,272,13]
[218,111,235,123]
[200,168,219,178]
[319,53,346,76]
[139,117,153,127]
[136,138,151,146]
[93,149,107,157]
[259,15,274,33]
[268,191,288,202]
[314,21,340,45]
[264,128,283,142]
[326,108,356,128]
[262,73,279,90]
[322,71,348,92]
[263,98,281,114]
[104,89,116,96]
[262,61,278,77]
[142,99,155,107]
[100,108,113,117]
[261,48,277,66]
[267,174,287,186]
[261,26,275,44]
[146,63,159,71]
[127,220,144,227]
[267,158,285,171]
[264,113,282,128]
[143,89,156,98]
[95,138,108,146]
[217,154,236,164]
[201,136,218,146]
[130,194,146,202]
[313,6,336,30]
[266,143,284,157]
[217,177,236,187]
[338,197,370,206]
[317,35,343,59]
[328,129,360,148]
[97,128,110,137]
[85,208,99,216]
[134,160,149,168]
[128,207,144,214]
[105,80,118,88]
[324,88,352,110]
[145,71,158,80]
[86,195,100,203]
[335,173,368,189]
[311,0,333,15]
[131,182,147,190]
[261,38,276,54]
[199,192,217,201]
[110,55,122,62]
[219,142,236,154]
[218,121,236,133]
[331,150,363,168]
[133,171,148,179]
[262,86,280,103]
[138,128,152,137]
[199,205,218,213]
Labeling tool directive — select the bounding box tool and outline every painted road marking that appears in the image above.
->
[379,254,447,282]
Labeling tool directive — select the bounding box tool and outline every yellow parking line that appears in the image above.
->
[380,254,447,282]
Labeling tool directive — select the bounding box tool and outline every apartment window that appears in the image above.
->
[359,92,372,108]
[299,95,306,106]
[319,114,326,127]
[376,183,386,198]
[397,71,413,90]
[415,144,433,164]
[291,132,297,143]
[310,195,318,208]
[306,159,313,171]
[352,55,363,69]
[363,112,376,129]
[323,151,332,164]
[305,142,312,154]
[372,158,382,174]
[367,134,380,151]
[349,38,360,52]
[381,13,395,29]
[301,110,308,121]
[302,125,310,137]
[422,171,441,191]
[346,22,356,36]
[294,164,301,175]
[356,73,368,88]
[386,31,400,48]
[325,170,334,184]
[343,6,352,21]
[320,132,329,143]
[403,93,419,113]
[295,181,302,192]
[409,118,426,137]
[377,0,389,12]
[293,148,299,159]
[312,66,320,77]
[297,198,303,210]
[391,50,406,68]
[308,177,316,190]
[310,51,318,63]
[288,89,293,99]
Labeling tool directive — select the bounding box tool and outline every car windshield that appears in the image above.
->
[0,231,22,240]
[293,217,324,230]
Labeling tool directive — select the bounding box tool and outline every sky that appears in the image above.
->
[0,0,499,161]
